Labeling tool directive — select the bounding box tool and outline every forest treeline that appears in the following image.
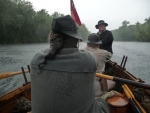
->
[112,18,150,42]
[0,0,90,44]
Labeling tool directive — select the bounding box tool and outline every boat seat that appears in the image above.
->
[94,78,116,97]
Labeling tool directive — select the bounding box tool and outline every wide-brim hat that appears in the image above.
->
[95,20,108,29]
[51,15,82,40]
[85,33,102,44]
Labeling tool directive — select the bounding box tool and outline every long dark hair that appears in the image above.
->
[38,32,64,70]
[38,31,79,71]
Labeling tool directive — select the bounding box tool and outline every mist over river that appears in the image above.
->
[0,42,150,95]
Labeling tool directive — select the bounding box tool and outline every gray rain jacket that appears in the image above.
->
[30,48,109,113]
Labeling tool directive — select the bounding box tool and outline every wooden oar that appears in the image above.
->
[96,73,150,90]
[0,70,29,80]
[122,85,142,113]
[123,84,146,113]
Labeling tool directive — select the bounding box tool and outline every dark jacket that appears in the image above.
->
[97,30,113,54]
[30,48,109,113]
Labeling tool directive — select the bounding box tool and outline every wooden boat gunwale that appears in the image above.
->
[0,70,31,113]
[0,60,148,113]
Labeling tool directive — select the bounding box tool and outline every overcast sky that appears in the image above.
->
[29,0,150,32]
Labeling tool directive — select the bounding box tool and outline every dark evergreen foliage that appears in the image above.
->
[0,0,90,44]
[112,19,150,42]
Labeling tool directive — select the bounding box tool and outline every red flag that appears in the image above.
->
[70,0,81,26]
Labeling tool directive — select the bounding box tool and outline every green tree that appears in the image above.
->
[122,20,130,27]
[112,18,150,42]
[51,12,65,18]
[112,20,131,41]
[144,17,150,41]
[0,0,90,44]
[78,24,90,41]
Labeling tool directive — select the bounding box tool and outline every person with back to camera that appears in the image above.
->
[84,33,115,97]
[30,15,110,113]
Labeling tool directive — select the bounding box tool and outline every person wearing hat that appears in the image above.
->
[95,20,114,54]
[30,15,110,113]
[83,33,115,97]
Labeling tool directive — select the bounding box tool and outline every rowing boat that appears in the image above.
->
[0,60,149,113]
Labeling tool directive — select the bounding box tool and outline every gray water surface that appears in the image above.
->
[0,42,150,95]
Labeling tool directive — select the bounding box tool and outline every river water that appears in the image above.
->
[0,42,150,95]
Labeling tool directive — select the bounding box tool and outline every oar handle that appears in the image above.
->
[114,77,150,90]
[96,73,113,80]
[0,70,29,80]
[96,73,150,90]
[122,85,142,113]
[123,84,146,113]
